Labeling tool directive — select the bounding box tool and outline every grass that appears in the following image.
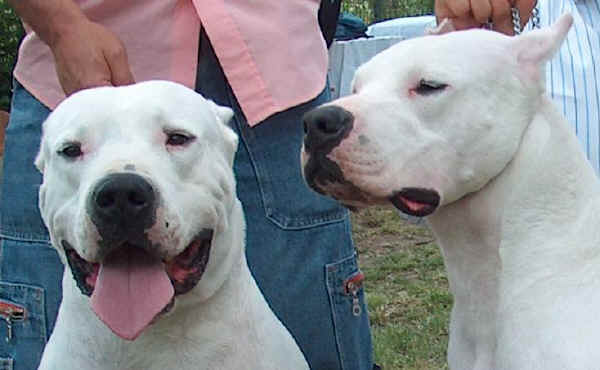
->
[351,207,451,369]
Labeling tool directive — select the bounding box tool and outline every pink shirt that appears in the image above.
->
[13,0,328,126]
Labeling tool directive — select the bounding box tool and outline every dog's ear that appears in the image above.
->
[219,123,239,166]
[208,100,234,127]
[511,13,573,84]
[206,100,238,165]
[425,18,455,36]
[34,115,53,173]
[34,135,47,173]
[34,151,45,173]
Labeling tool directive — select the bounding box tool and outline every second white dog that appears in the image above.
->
[302,14,600,370]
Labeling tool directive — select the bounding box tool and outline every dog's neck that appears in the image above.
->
[427,96,600,368]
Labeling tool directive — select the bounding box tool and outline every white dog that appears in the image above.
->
[302,15,600,369]
[36,81,308,370]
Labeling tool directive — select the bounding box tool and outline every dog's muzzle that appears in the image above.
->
[62,172,214,340]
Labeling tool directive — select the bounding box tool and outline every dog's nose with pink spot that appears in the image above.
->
[88,173,157,247]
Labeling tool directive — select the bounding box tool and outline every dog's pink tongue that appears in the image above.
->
[91,248,174,341]
[402,198,427,212]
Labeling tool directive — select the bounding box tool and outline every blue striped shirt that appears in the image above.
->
[536,0,600,173]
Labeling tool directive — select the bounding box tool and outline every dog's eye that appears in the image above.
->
[166,132,194,146]
[414,79,448,96]
[58,143,83,158]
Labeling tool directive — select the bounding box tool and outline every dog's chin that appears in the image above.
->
[62,229,213,303]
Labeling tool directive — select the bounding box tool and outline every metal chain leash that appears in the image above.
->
[531,2,541,29]
[482,0,541,34]
[511,0,540,35]
[511,6,522,34]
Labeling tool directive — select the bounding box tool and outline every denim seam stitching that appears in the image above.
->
[235,119,348,229]
[325,252,359,369]
[226,85,348,230]
[325,263,345,370]
[233,112,276,224]
[0,230,50,244]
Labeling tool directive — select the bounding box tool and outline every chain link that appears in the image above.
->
[511,0,540,35]
[511,6,522,34]
[531,2,541,29]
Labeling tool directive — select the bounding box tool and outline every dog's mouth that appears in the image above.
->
[303,154,384,211]
[389,188,440,217]
[62,229,213,340]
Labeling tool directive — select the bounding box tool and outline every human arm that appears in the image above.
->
[434,0,538,35]
[7,0,134,95]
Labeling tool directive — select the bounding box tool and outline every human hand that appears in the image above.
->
[49,19,135,96]
[434,0,537,35]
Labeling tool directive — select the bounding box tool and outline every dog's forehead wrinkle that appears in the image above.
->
[58,91,215,144]
[46,118,93,149]
[375,32,511,79]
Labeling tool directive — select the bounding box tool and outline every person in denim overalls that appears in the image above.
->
[0,1,373,369]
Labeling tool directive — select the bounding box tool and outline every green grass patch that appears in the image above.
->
[352,207,451,369]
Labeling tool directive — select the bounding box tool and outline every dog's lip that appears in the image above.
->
[308,176,391,211]
[62,229,213,299]
[165,229,213,295]
[389,188,440,217]
[63,241,100,296]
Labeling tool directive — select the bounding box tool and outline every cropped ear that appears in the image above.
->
[425,18,456,36]
[35,125,48,173]
[206,99,234,126]
[219,123,239,166]
[34,149,45,173]
[512,13,573,84]
[34,112,57,173]
[206,99,238,165]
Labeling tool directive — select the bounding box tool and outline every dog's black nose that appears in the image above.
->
[303,105,354,152]
[89,173,156,238]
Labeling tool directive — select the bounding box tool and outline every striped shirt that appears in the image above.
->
[536,0,600,173]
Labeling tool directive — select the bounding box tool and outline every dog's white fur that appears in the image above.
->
[36,81,308,370]
[303,15,600,369]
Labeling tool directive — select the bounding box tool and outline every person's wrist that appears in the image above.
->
[44,7,90,48]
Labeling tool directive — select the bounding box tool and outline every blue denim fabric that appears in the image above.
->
[0,81,62,370]
[0,32,373,369]
[196,31,372,369]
